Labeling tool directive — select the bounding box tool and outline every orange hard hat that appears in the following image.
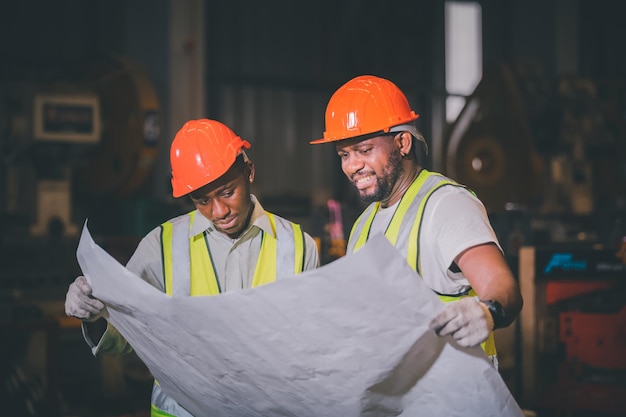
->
[311,75,421,145]
[170,119,251,197]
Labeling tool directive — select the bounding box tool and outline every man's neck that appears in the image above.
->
[380,163,422,208]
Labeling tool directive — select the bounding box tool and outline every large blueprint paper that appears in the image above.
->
[77,223,523,417]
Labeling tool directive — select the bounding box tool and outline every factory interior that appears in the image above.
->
[1,0,625,416]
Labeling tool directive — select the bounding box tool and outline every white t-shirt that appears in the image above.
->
[371,186,501,295]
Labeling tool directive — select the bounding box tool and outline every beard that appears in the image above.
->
[356,150,404,204]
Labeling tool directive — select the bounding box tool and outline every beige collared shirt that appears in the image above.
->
[88,195,319,356]
[126,195,319,293]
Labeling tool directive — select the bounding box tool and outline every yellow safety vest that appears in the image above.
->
[347,169,497,358]
[151,209,306,416]
[160,210,306,295]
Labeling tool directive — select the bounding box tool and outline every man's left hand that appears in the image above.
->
[429,297,493,347]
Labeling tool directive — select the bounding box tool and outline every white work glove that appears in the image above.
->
[429,297,494,348]
[65,276,106,322]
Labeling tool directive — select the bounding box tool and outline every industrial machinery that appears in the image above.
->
[443,63,544,214]
[442,61,624,219]
[1,55,160,239]
[0,55,161,416]
[519,245,626,416]
[443,61,626,416]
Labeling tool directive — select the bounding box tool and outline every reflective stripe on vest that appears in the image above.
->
[151,383,193,417]
[153,210,306,415]
[347,169,497,358]
[252,212,305,287]
[160,210,305,296]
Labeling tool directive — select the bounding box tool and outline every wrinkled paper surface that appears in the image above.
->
[77,222,523,417]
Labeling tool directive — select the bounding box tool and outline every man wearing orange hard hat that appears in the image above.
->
[65,119,319,417]
[311,75,523,367]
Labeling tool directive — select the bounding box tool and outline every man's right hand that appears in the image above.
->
[65,276,105,322]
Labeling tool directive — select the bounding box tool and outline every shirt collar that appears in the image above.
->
[189,194,274,238]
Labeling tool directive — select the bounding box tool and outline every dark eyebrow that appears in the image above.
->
[191,178,238,200]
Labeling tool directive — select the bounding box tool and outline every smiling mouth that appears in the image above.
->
[352,174,375,189]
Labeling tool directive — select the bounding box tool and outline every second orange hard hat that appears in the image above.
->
[311,75,421,144]
[170,119,251,198]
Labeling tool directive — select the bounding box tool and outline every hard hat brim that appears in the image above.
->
[309,122,427,155]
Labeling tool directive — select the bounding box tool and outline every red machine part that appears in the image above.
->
[546,281,616,304]
[559,306,626,370]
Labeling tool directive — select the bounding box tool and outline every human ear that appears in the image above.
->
[395,132,413,157]
[246,161,255,183]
